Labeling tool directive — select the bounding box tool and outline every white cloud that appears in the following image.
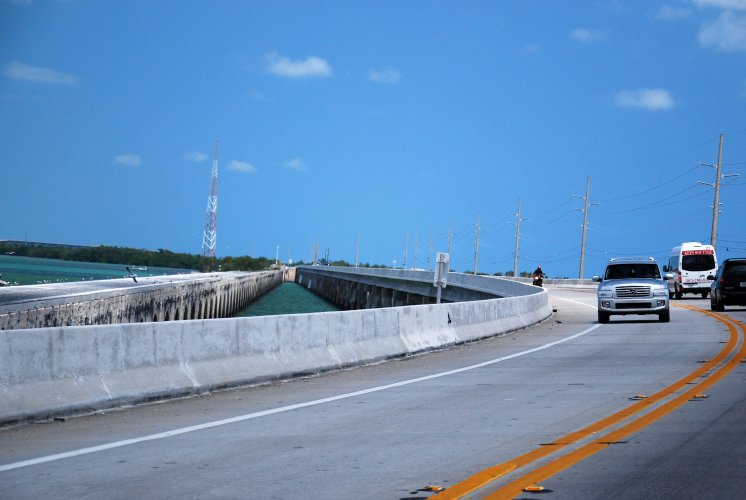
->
[693,0,746,10]
[184,151,208,162]
[657,5,694,20]
[227,160,257,173]
[368,68,401,84]
[113,154,141,167]
[265,52,331,78]
[615,89,676,110]
[2,61,78,85]
[698,11,746,52]
[285,158,309,172]
[570,28,606,43]
[523,43,541,53]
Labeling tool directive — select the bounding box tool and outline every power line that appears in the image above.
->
[610,184,709,214]
[527,196,576,221]
[589,136,720,184]
[529,208,576,228]
[599,164,700,203]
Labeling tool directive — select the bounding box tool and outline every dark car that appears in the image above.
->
[710,258,746,311]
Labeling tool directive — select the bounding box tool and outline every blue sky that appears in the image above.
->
[1,0,745,278]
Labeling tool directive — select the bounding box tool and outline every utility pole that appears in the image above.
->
[404,233,409,270]
[355,233,359,268]
[711,134,724,248]
[699,134,739,250]
[512,198,527,278]
[473,210,481,275]
[578,176,591,279]
[413,232,419,270]
[427,230,433,271]
[275,245,279,266]
[313,238,319,265]
[448,222,453,257]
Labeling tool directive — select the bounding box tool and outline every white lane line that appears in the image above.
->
[551,293,598,310]
[0,324,601,473]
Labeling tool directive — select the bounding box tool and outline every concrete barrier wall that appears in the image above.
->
[0,273,551,425]
[295,266,540,306]
[0,271,282,330]
[502,276,596,288]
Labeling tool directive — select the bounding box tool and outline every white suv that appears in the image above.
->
[593,257,672,323]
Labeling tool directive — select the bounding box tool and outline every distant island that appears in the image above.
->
[0,240,548,277]
[0,240,275,273]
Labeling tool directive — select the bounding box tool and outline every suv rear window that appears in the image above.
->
[604,264,661,280]
[682,254,716,272]
[724,262,746,279]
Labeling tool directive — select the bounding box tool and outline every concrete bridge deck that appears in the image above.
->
[0,273,205,308]
[0,271,282,330]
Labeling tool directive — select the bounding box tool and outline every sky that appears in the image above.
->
[1,0,745,278]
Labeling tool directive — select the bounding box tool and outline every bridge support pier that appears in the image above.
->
[0,271,282,330]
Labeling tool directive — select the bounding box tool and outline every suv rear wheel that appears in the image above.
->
[711,294,724,312]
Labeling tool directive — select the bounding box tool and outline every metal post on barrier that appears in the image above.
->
[434,252,449,304]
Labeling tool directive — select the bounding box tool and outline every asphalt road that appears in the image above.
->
[1,290,744,499]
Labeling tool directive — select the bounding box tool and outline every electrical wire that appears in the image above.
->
[528,208,577,228]
[599,164,701,203]
[608,184,710,214]
[589,136,721,185]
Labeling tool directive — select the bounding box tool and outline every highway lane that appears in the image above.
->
[1,291,743,499]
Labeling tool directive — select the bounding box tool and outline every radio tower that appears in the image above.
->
[201,141,219,258]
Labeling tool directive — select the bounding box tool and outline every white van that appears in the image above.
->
[664,242,718,299]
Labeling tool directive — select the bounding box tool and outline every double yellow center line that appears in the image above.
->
[434,305,745,499]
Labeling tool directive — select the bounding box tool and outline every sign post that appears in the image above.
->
[434,252,449,304]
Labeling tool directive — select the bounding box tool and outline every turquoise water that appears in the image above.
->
[0,254,193,286]
[238,282,339,316]
[0,256,337,316]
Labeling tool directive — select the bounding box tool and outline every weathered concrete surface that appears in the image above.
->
[295,266,552,310]
[506,276,597,289]
[0,270,550,425]
[296,266,498,307]
[0,271,282,330]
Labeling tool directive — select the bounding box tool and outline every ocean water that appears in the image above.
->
[0,254,193,286]
[0,255,337,316]
[237,282,339,316]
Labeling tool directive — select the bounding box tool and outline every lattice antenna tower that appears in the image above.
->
[201,141,219,258]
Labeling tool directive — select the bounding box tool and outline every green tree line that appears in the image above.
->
[0,242,274,272]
